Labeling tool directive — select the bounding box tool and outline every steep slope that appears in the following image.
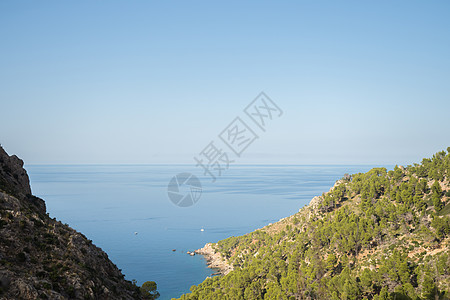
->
[178,149,450,300]
[0,146,142,299]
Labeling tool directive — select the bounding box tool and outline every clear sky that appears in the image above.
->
[1,1,449,165]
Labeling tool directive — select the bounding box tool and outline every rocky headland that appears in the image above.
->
[195,243,233,276]
[0,146,142,299]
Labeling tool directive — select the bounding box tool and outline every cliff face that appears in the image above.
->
[0,146,141,299]
[0,147,31,197]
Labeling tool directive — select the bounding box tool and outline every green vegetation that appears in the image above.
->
[140,281,160,299]
[176,149,450,300]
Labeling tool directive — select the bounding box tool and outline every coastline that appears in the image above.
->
[195,243,233,275]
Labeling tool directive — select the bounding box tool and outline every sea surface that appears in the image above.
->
[26,164,390,299]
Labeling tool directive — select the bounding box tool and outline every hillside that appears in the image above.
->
[177,149,450,300]
[0,146,143,299]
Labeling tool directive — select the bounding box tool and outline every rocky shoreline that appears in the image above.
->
[195,243,233,275]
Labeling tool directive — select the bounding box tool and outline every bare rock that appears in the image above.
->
[195,243,233,275]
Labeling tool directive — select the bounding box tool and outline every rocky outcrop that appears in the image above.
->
[306,195,323,211]
[0,146,141,299]
[195,243,233,275]
[0,147,45,215]
[303,179,345,213]
[0,147,31,200]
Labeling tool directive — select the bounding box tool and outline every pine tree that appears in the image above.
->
[431,181,443,211]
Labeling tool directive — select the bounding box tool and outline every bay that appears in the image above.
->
[26,164,389,299]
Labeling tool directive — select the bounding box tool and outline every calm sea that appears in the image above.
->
[26,164,388,299]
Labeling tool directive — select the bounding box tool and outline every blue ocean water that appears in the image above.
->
[26,164,389,299]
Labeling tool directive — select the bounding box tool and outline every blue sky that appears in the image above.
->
[1,1,449,165]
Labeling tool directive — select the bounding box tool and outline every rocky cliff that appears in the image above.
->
[0,146,141,299]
